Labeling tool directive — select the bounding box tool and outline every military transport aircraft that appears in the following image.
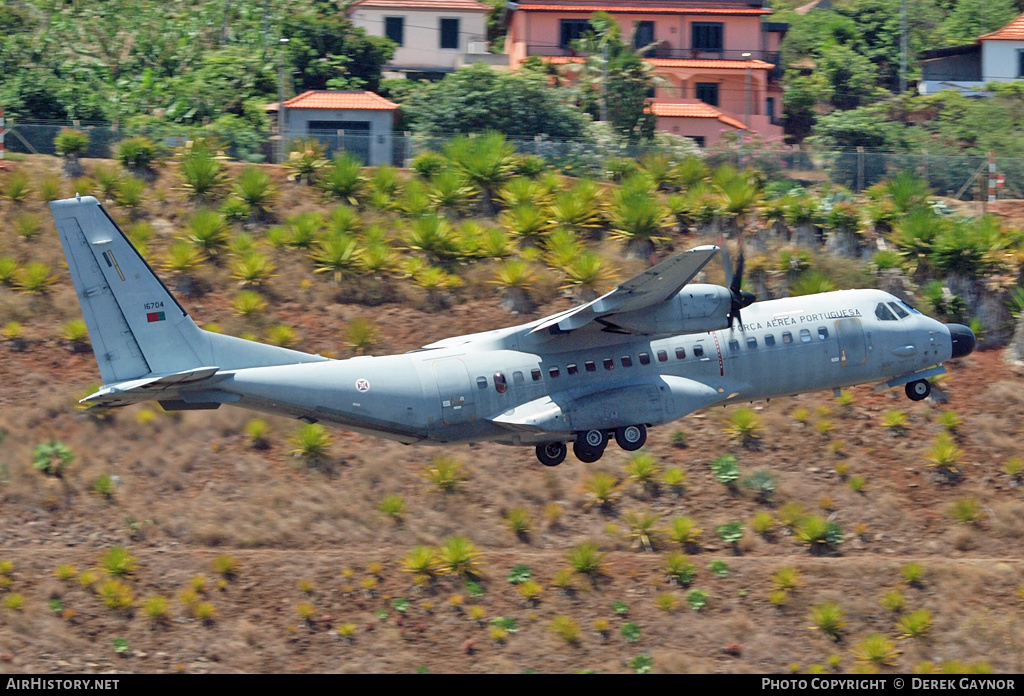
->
[51,196,975,466]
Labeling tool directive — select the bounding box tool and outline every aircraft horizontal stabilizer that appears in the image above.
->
[81,366,224,408]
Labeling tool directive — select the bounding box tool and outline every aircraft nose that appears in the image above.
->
[946,323,976,358]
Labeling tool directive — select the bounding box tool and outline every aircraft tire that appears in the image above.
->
[536,442,567,467]
[905,379,931,401]
[572,439,605,463]
[615,424,647,451]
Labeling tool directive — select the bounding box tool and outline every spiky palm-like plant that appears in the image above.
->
[230,252,276,287]
[498,176,549,209]
[185,210,231,257]
[320,152,364,203]
[500,202,550,247]
[400,179,432,218]
[344,317,378,355]
[559,250,617,303]
[609,184,672,258]
[360,241,397,277]
[622,510,663,551]
[428,169,477,216]
[285,138,328,185]
[312,234,361,283]
[232,166,277,217]
[790,271,839,297]
[444,131,517,215]
[178,144,228,199]
[548,181,604,234]
[405,214,463,264]
[491,259,537,313]
[438,536,485,578]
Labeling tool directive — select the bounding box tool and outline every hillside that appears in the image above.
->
[1,151,1023,674]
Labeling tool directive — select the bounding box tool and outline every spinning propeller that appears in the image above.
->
[720,237,757,328]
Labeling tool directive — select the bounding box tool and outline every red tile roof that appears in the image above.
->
[280,91,400,111]
[647,100,748,130]
[515,4,771,15]
[979,12,1024,41]
[348,0,492,11]
[543,56,774,69]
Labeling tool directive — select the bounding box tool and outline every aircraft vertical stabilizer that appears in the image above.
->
[51,196,328,385]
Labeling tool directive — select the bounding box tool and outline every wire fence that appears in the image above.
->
[5,121,1024,201]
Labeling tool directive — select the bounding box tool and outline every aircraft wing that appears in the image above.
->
[529,245,719,335]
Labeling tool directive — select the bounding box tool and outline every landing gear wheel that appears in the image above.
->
[905,379,931,401]
[614,424,647,451]
[535,442,567,467]
[573,439,605,463]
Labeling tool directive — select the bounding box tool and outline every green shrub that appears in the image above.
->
[686,589,708,611]
[710,454,741,488]
[424,456,466,492]
[438,536,484,578]
[897,609,933,639]
[185,210,231,256]
[621,621,641,642]
[116,136,159,171]
[851,633,899,666]
[115,176,145,208]
[3,169,31,202]
[14,213,42,240]
[17,262,56,294]
[179,146,228,198]
[321,153,365,203]
[32,441,74,477]
[567,541,606,577]
[900,562,925,588]
[503,506,532,538]
[54,128,89,157]
[716,522,744,549]
[667,516,703,547]
[233,166,277,215]
[376,494,405,522]
[662,551,697,586]
[92,474,115,499]
[285,138,328,184]
[741,470,777,502]
[550,615,581,644]
[99,546,137,576]
[724,407,763,448]
[289,423,331,462]
[809,601,846,640]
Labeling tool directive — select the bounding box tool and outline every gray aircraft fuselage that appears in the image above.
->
[222,288,955,446]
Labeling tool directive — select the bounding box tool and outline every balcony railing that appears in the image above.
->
[524,45,782,78]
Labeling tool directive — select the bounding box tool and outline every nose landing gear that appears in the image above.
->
[614,424,647,451]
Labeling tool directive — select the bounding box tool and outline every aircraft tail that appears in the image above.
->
[50,196,328,388]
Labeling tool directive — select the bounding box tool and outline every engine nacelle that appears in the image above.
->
[604,283,732,335]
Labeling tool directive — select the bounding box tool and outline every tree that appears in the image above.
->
[942,0,1018,45]
[283,12,395,93]
[399,63,591,139]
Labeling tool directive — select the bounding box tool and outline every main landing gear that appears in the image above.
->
[905,379,931,401]
[534,424,648,466]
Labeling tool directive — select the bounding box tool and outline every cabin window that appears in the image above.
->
[639,352,651,365]
[765,334,776,347]
[513,371,524,385]
[818,327,829,340]
[800,329,812,343]
[782,331,793,344]
[888,301,909,319]
[603,358,615,370]
[585,360,596,372]
[675,347,686,360]
[657,350,668,362]
[729,339,740,352]
[875,302,897,321]
[747,337,758,349]
[531,368,542,381]
[476,376,488,390]
[620,356,633,368]
[549,367,560,378]
[693,345,705,357]
[567,363,579,375]
[494,372,507,393]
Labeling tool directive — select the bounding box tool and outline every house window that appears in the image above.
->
[634,21,654,50]
[766,97,777,126]
[560,19,590,49]
[690,136,706,148]
[692,22,723,52]
[440,18,459,50]
[1019,50,1024,78]
[385,17,404,46]
[696,83,719,107]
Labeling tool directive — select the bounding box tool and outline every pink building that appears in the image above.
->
[504,0,787,145]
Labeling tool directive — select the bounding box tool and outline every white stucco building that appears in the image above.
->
[268,91,401,165]
[920,12,1024,96]
[347,0,504,77]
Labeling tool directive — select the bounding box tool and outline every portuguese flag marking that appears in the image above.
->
[147,311,166,323]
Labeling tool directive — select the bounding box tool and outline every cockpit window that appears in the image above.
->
[494,372,507,394]
[898,299,921,315]
[888,301,909,319]
[875,302,897,321]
